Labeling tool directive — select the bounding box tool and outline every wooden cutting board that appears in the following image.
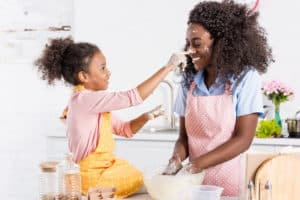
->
[254,154,300,200]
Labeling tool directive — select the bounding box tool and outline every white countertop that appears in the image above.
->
[114,132,300,146]
[47,127,300,147]
[82,193,238,200]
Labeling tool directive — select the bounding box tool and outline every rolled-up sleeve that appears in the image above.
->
[174,84,189,117]
[235,70,263,117]
[111,113,133,138]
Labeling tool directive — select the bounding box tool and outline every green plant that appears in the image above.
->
[256,119,282,138]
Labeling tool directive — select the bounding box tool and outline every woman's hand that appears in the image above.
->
[162,154,183,175]
[178,162,202,174]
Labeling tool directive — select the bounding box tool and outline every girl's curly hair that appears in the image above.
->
[183,0,273,88]
[34,37,100,85]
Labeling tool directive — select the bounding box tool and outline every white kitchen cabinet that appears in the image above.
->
[45,134,175,169]
[249,144,277,152]
[114,138,175,170]
[251,138,300,152]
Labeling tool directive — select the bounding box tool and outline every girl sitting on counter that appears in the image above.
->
[35,37,186,198]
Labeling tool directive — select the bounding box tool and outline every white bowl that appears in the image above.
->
[187,185,223,200]
[143,167,205,200]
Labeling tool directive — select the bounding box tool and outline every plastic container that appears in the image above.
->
[60,152,82,200]
[39,161,60,200]
[187,185,223,200]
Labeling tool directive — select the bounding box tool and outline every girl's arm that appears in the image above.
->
[137,52,188,99]
[84,53,186,113]
[112,106,164,137]
[111,114,134,138]
[84,66,174,113]
[84,88,143,113]
[188,113,258,173]
[136,65,174,100]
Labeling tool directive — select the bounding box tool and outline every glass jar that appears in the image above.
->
[39,161,59,200]
[61,152,82,200]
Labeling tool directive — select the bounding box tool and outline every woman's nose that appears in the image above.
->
[188,47,196,54]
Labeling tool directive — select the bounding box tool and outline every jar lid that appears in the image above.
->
[40,161,59,172]
[295,111,300,120]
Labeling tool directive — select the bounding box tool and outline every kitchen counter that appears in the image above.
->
[123,194,152,200]
[115,132,300,146]
[82,193,238,200]
[82,194,151,200]
[46,125,300,147]
[46,127,300,164]
[123,193,238,200]
[46,126,299,200]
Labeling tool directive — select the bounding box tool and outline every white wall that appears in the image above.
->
[1,0,300,199]
[0,63,69,199]
[74,0,300,119]
[0,0,72,199]
[258,0,300,118]
[73,0,201,124]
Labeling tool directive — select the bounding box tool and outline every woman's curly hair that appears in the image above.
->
[35,37,100,85]
[183,0,273,88]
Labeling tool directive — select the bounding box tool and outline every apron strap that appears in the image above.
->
[190,81,232,95]
[189,81,196,95]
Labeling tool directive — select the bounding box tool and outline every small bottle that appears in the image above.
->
[39,161,59,200]
[264,180,272,200]
[62,152,82,200]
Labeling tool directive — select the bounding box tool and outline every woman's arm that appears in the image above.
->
[189,113,258,173]
[163,117,189,175]
[172,117,189,161]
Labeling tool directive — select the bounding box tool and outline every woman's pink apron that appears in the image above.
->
[185,82,241,197]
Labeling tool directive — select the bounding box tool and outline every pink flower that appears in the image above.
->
[262,80,294,103]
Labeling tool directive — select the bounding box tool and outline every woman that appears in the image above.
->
[163,0,273,197]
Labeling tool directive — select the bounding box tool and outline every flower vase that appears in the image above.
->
[274,103,282,129]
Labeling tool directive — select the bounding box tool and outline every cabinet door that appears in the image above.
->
[115,139,175,170]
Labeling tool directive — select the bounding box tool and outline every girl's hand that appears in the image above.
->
[166,52,189,69]
[162,153,183,175]
[146,105,165,120]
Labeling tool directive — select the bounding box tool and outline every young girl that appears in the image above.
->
[35,37,186,198]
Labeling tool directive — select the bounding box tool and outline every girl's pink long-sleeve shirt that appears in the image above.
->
[66,88,143,163]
